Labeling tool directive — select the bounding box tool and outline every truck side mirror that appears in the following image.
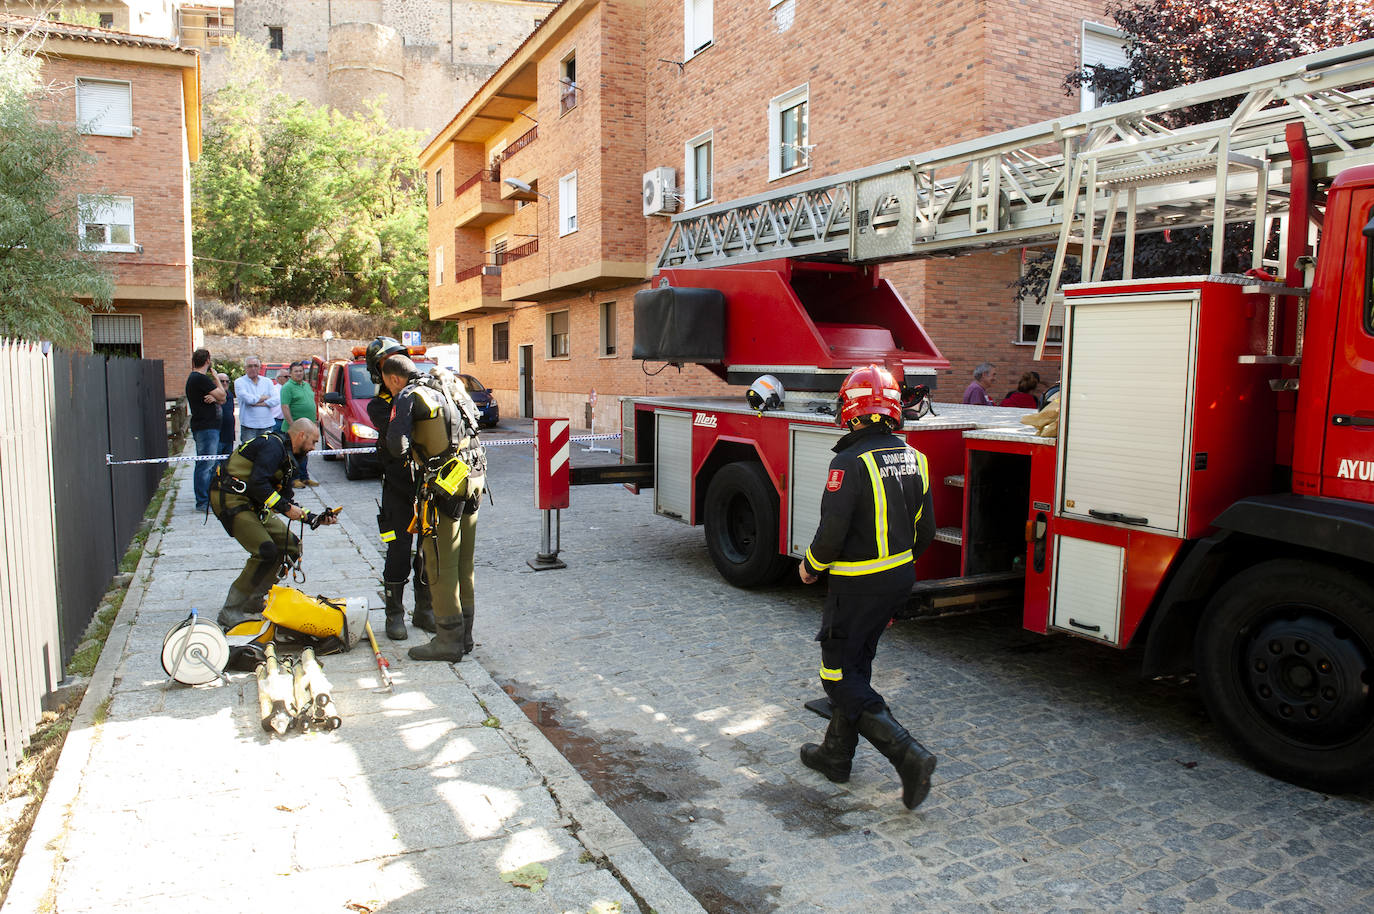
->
[323,391,344,405]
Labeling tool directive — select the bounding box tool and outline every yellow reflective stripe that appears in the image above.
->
[915,450,930,495]
[860,452,888,558]
[379,530,397,543]
[805,546,832,571]
[819,666,843,682]
[829,549,914,576]
[265,491,281,508]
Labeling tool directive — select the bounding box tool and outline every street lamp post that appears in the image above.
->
[323,329,334,362]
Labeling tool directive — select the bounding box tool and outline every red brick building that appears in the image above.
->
[422,0,1118,422]
[17,16,201,399]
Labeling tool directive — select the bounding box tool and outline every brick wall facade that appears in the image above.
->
[35,36,198,399]
[433,0,1116,423]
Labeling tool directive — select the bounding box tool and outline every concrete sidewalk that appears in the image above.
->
[4,444,704,914]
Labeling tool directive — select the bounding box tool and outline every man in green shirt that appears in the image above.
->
[280,361,319,487]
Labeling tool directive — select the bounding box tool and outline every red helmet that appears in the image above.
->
[838,364,903,428]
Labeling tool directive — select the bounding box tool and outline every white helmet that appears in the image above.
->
[747,374,785,411]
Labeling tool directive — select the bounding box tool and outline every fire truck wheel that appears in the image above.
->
[703,461,791,588]
[1196,559,1374,792]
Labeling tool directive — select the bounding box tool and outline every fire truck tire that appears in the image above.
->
[1195,559,1374,792]
[703,461,791,588]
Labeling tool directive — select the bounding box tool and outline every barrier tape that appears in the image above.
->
[105,433,622,466]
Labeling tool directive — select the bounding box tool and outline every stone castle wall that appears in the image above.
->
[206,0,552,134]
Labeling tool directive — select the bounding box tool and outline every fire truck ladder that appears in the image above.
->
[654,39,1374,356]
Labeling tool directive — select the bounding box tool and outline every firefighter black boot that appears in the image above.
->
[411,579,435,633]
[857,706,938,809]
[383,582,408,640]
[407,619,465,662]
[800,712,858,783]
[216,585,260,631]
[461,600,475,654]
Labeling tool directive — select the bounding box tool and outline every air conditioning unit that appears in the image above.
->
[642,167,677,217]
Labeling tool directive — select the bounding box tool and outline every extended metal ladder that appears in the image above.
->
[655,40,1374,356]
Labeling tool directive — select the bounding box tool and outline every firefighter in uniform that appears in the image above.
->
[380,353,486,662]
[210,418,337,630]
[799,364,939,809]
[365,337,434,640]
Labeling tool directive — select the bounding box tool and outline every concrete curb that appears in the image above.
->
[458,661,708,914]
[3,457,184,914]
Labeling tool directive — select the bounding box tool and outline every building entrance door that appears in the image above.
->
[518,344,534,417]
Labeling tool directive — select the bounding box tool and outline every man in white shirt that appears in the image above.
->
[235,356,281,444]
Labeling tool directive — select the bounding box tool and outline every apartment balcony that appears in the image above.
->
[432,265,507,320]
[454,169,514,228]
[498,127,540,201]
[501,238,647,303]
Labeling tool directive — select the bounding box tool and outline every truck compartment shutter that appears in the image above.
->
[655,410,693,522]
[633,287,726,362]
[1059,295,1195,535]
[789,424,847,556]
[1051,535,1123,643]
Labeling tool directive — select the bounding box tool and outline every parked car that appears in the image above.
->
[313,352,498,480]
[312,351,436,479]
[459,373,500,428]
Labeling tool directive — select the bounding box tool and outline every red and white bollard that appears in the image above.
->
[529,417,569,570]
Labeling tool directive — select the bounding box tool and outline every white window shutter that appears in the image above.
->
[1081,23,1129,111]
[77,79,133,136]
[560,173,578,235]
[694,0,712,50]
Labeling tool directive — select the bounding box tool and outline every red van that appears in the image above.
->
[310,349,434,479]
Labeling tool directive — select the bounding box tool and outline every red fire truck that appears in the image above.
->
[615,41,1374,789]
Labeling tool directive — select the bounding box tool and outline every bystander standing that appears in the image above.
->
[235,356,279,444]
[185,349,225,512]
[217,372,236,465]
[279,360,319,487]
[961,363,996,406]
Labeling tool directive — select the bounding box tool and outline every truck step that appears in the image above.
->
[944,474,965,487]
[901,570,1025,620]
[934,527,963,546]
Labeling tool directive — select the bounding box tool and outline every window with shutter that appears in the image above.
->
[76,79,133,137]
[1080,22,1130,111]
[559,172,578,236]
[547,310,570,358]
[91,314,142,357]
[684,0,713,59]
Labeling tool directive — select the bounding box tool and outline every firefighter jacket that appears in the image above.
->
[216,431,299,515]
[367,390,415,492]
[803,424,936,594]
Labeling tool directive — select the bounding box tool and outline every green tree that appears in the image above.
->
[193,39,428,325]
[1015,0,1374,309]
[0,29,114,346]
[1062,0,1374,276]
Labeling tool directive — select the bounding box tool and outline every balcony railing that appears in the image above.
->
[505,239,539,263]
[456,169,496,196]
[501,126,538,162]
[455,263,503,283]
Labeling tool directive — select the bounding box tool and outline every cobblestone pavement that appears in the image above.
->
[321,419,1374,914]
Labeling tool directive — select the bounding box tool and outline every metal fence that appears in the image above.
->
[1,343,165,778]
